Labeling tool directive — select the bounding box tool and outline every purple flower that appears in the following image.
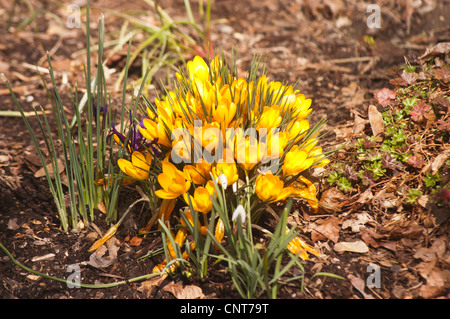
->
[108,112,160,157]
[93,103,109,129]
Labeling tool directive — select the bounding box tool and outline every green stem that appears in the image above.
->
[244,170,253,245]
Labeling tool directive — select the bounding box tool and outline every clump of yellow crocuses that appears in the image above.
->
[114,54,329,269]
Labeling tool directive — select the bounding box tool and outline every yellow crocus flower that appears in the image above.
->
[230,77,249,107]
[183,180,215,214]
[200,121,222,149]
[309,146,330,168]
[256,105,282,134]
[234,137,264,171]
[117,151,152,181]
[212,160,239,187]
[255,173,293,203]
[262,130,287,162]
[210,56,222,79]
[282,145,315,177]
[286,234,320,260]
[286,119,309,144]
[291,176,319,212]
[183,159,212,185]
[171,126,192,163]
[290,94,312,120]
[139,116,172,148]
[155,161,191,199]
[187,55,209,84]
[213,100,237,129]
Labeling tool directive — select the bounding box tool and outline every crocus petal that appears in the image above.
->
[157,173,173,192]
[155,189,180,199]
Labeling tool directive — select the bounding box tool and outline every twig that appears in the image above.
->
[0,110,51,117]
[329,56,378,64]
[368,286,383,299]
[21,62,50,74]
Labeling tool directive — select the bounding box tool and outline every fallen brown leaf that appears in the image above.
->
[425,107,436,129]
[419,270,450,298]
[360,227,380,248]
[319,187,346,213]
[431,152,450,175]
[342,213,373,233]
[137,274,168,298]
[414,238,447,262]
[383,220,425,240]
[360,227,397,251]
[347,274,375,299]
[33,158,64,178]
[129,236,143,247]
[368,104,384,137]
[372,190,398,209]
[7,218,20,231]
[97,202,107,214]
[353,114,368,134]
[311,216,340,243]
[85,231,99,242]
[420,42,450,61]
[161,283,205,299]
[416,259,437,280]
[334,240,369,253]
[85,237,120,269]
[345,189,373,213]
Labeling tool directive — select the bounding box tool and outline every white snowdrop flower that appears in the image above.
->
[232,205,246,224]
[216,173,228,189]
[232,181,238,193]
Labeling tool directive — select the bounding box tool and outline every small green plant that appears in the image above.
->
[405,188,423,205]
[327,169,353,192]
[427,161,450,209]
[327,51,448,215]
[365,160,386,180]
[424,172,440,188]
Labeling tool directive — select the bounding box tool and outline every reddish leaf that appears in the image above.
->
[401,70,417,85]
[344,164,359,180]
[407,155,424,168]
[436,119,450,132]
[409,101,430,122]
[381,153,403,171]
[433,66,450,82]
[374,88,396,107]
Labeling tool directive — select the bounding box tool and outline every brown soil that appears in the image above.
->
[0,0,449,300]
